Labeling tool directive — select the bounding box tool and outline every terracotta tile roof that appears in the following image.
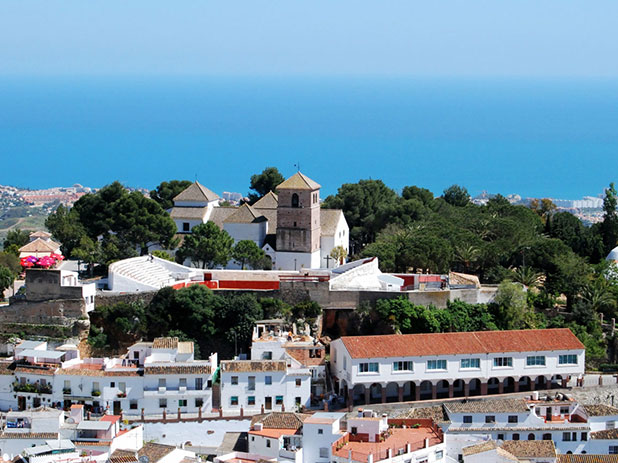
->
[144,365,211,375]
[173,181,219,203]
[320,209,344,236]
[276,172,321,191]
[221,360,286,373]
[591,428,618,439]
[462,440,498,456]
[111,443,177,463]
[250,412,311,430]
[152,337,179,349]
[285,348,326,367]
[57,368,141,377]
[223,204,267,224]
[446,398,530,414]
[501,440,556,458]
[248,428,299,439]
[558,456,618,463]
[405,405,449,424]
[0,364,14,375]
[169,207,208,220]
[0,432,58,439]
[14,366,55,376]
[30,231,52,239]
[252,192,279,210]
[209,207,239,229]
[178,342,194,354]
[19,238,61,253]
[449,271,481,288]
[340,328,584,358]
[584,404,618,416]
[109,449,135,463]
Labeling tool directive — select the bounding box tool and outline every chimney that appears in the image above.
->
[254,423,263,431]
[424,438,429,448]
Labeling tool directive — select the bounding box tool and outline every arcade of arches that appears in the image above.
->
[337,374,569,407]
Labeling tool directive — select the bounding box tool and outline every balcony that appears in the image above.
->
[13,382,52,395]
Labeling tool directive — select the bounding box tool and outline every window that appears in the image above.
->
[276,395,283,405]
[318,429,324,435]
[266,440,271,448]
[351,427,358,435]
[608,421,616,430]
[263,351,272,360]
[611,446,618,455]
[435,450,443,459]
[248,396,255,406]
[295,396,301,405]
[118,382,127,392]
[512,433,520,441]
[295,378,301,387]
[291,193,299,208]
[231,376,238,385]
[158,378,166,388]
[130,400,138,410]
[319,448,328,458]
[159,399,167,408]
[248,376,256,391]
[195,378,203,390]
[427,360,447,370]
[179,378,187,388]
[178,399,187,407]
[526,355,546,366]
[393,361,414,371]
[207,380,212,388]
[543,433,553,441]
[508,415,518,423]
[265,376,272,385]
[64,380,70,390]
[460,358,480,369]
[560,406,570,414]
[195,398,203,408]
[463,416,472,424]
[485,416,495,424]
[110,382,115,388]
[343,357,347,369]
[230,396,238,406]
[493,357,513,367]
[497,434,504,440]
[563,432,573,441]
[581,432,587,441]
[559,354,578,365]
[182,222,190,232]
[359,362,379,373]
[528,434,535,441]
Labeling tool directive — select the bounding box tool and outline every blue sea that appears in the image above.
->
[1,76,617,199]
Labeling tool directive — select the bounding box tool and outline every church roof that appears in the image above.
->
[169,207,208,220]
[276,172,321,191]
[252,191,279,209]
[209,207,238,228]
[224,204,267,224]
[173,181,219,203]
[320,209,344,236]
[607,246,618,262]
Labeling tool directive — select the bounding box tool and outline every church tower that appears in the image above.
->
[275,172,321,265]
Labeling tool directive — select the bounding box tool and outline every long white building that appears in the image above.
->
[330,328,585,406]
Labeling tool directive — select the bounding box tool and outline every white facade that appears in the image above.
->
[220,360,311,414]
[319,212,349,269]
[302,413,346,463]
[273,251,321,271]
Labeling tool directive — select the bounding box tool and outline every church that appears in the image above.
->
[169,172,349,270]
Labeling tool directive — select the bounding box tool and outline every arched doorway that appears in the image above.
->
[468,379,481,396]
[550,375,563,389]
[487,377,500,395]
[403,381,416,402]
[436,380,450,399]
[453,379,465,397]
[419,381,433,400]
[535,376,547,390]
[503,377,516,394]
[352,384,366,405]
[385,382,399,403]
[519,376,532,392]
[369,383,382,403]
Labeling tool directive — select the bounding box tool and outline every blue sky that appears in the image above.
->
[1,0,618,77]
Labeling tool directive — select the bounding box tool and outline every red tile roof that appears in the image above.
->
[340,328,584,359]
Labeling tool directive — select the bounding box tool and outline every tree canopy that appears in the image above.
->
[3,229,30,255]
[232,240,265,270]
[176,222,234,269]
[248,167,285,204]
[150,180,193,210]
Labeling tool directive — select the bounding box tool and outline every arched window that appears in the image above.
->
[528,433,535,441]
[291,193,299,208]
[512,434,519,441]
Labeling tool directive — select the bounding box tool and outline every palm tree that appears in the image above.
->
[510,266,544,289]
[454,244,480,272]
[580,280,616,314]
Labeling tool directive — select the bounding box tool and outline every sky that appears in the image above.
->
[2,0,618,78]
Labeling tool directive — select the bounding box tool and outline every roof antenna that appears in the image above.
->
[294,162,300,172]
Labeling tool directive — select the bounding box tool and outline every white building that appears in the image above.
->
[330,328,585,406]
[4,337,217,418]
[219,359,311,414]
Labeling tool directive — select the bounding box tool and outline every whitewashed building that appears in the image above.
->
[219,359,311,414]
[330,328,585,406]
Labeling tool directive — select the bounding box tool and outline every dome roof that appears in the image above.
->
[606,246,618,261]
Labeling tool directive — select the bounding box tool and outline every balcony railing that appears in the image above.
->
[13,382,52,394]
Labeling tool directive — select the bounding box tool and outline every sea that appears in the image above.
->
[1,76,617,199]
